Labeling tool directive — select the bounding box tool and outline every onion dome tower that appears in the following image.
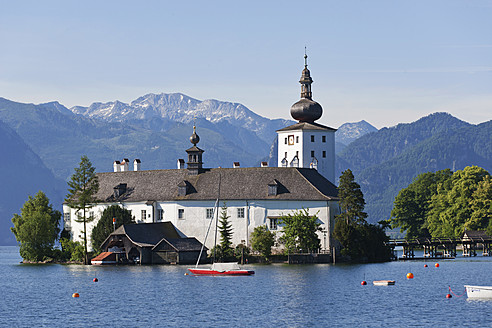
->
[290,53,323,123]
[276,52,336,185]
[186,124,204,175]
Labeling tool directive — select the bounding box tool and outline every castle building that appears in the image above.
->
[63,55,339,253]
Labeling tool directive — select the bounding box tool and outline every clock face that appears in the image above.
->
[288,135,295,145]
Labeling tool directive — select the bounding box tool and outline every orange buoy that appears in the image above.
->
[361,281,367,285]
[435,263,440,268]
[424,264,428,267]
[446,294,452,298]
[406,272,414,279]
[72,293,80,298]
[93,278,98,282]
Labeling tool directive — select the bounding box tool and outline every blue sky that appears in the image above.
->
[1,0,491,128]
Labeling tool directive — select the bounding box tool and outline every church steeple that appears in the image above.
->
[186,124,204,175]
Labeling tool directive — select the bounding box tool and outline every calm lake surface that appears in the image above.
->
[0,246,491,328]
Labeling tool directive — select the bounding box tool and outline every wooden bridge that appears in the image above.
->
[385,233,492,260]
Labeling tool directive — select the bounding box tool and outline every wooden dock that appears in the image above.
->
[385,234,492,260]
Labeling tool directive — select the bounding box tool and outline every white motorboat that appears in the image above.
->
[465,285,492,299]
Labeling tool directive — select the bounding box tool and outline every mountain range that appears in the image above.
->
[1,93,490,245]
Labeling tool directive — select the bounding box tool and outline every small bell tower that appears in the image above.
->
[186,124,204,175]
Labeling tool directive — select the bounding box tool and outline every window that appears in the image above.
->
[290,156,299,168]
[284,137,288,144]
[269,218,278,230]
[281,158,288,168]
[141,210,146,221]
[296,136,299,143]
[64,212,70,221]
[288,135,294,145]
[158,209,164,221]
[311,150,315,158]
[311,135,315,142]
[178,209,184,219]
[322,135,326,143]
[206,208,214,219]
[237,208,245,218]
[322,151,326,158]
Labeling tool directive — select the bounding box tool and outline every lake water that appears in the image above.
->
[0,246,491,328]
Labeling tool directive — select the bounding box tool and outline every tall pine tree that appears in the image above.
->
[337,169,367,224]
[216,203,234,261]
[65,155,99,265]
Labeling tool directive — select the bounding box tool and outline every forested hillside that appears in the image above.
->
[338,113,492,222]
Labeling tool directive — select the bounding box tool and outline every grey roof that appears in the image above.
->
[154,237,205,252]
[110,222,181,247]
[276,121,336,132]
[95,167,338,203]
[462,230,491,240]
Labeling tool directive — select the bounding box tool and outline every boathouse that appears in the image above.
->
[100,222,207,264]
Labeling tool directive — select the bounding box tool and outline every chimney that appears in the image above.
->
[121,158,129,172]
[177,159,185,169]
[133,159,141,171]
[113,161,121,172]
[233,162,240,168]
[261,161,268,167]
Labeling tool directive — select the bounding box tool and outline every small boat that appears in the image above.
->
[188,262,254,276]
[373,280,395,286]
[465,285,492,299]
[188,176,254,276]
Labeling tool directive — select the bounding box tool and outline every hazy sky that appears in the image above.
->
[1,0,491,128]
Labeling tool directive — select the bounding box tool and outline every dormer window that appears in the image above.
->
[268,180,278,196]
[178,181,188,196]
[113,183,127,198]
[310,157,318,170]
[290,155,299,168]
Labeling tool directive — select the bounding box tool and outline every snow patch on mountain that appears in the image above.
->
[336,120,378,146]
[70,93,292,143]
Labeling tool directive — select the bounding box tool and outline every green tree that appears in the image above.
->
[216,203,234,261]
[389,169,452,239]
[333,170,392,262]
[427,166,490,237]
[280,208,321,253]
[91,205,134,253]
[65,155,99,264]
[469,175,492,232]
[59,237,85,262]
[337,169,367,224]
[250,225,275,260]
[11,191,61,262]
